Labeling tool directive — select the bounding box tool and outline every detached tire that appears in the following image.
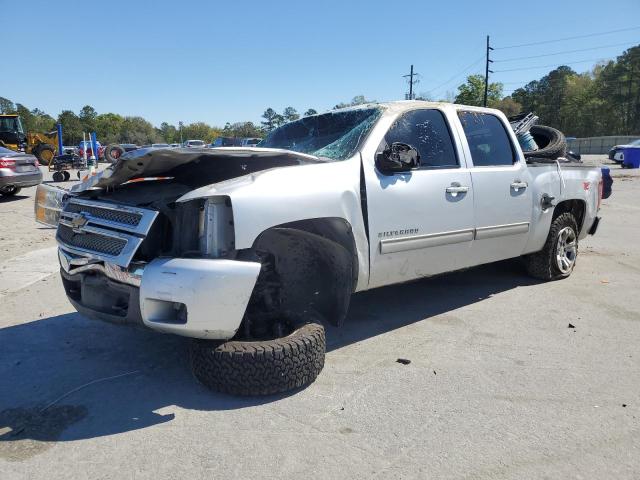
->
[525,212,578,281]
[104,144,125,163]
[33,144,55,165]
[190,323,326,396]
[528,125,567,160]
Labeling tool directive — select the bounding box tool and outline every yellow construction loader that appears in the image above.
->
[0,114,57,165]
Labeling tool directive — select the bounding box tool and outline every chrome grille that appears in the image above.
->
[58,224,127,256]
[65,202,142,226]
[57,198,158,267]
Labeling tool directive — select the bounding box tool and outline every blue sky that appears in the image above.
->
[3,0,639,127]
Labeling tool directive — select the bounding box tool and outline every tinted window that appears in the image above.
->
[384,109,458,168]
[458,112,515,166]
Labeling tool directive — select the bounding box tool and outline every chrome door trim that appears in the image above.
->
[380,228,474,254]
[474,222,530,240]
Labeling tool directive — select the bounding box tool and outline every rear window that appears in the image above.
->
[458,112,516,167]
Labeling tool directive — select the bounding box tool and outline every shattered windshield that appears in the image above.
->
[259,107,382,160]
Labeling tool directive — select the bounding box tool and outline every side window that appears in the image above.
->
[384,109,458,168]
[458,111,516,167]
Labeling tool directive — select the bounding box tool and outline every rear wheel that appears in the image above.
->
[52,171,64,182]
[0,186,21,197]
[525,212,578,280]
[62,170,70,181]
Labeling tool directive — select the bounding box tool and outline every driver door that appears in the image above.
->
[363,108,476,288]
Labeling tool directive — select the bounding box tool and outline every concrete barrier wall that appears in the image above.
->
[567,136,639,155]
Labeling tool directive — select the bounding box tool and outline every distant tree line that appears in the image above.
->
[1,44,637,144]
[451,44,640,137]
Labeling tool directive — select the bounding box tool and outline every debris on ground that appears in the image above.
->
[568,323,575,328]
[396,358,411,365]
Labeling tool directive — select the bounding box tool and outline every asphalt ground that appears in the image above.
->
[0,156,638,479]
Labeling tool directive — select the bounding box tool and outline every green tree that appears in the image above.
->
[158,122,178,143]
[0,97,15,114]
[120,116,161,145]
[261,108,280,132]
[454,75,503,106]
[79,105,98,134]
[182,121,214,142]
[303,108,317,116]
[282,107,299,123]
[57,110,83,144]
[95,113,124,144]
[333,95,375,109]
[492,97,522,117]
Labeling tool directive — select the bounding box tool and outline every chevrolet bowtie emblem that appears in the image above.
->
[69,213,89,230]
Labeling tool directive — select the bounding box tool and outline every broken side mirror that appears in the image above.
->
[376,142,420,173]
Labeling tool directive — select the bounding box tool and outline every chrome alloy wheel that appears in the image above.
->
[555,226,577,274]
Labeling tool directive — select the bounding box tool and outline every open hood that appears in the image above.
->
[71,147,323,193]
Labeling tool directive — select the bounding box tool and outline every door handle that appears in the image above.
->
[511,180,528,191]
[446,183,469,195]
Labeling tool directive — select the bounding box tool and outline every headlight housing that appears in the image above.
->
[34,184,67,227]
[199,197,235,258]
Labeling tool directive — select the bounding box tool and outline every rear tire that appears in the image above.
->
[0,186,21,197]
[525,212,578,280]
[52,171,64,182]
[104,144,125,163]
[190,322,326,396]
[62,170,70,181]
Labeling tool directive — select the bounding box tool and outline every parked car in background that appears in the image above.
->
[184,139,206,148]
[0,146,42,197]
[77,140,105,160]
[151,143,170,148]
[62,145,77,155]
[241,137,262,147]
[170,143,181,148]
[211,137,242,147]
[609,138,640,162]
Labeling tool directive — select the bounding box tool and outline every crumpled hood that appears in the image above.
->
[71,147,323,192]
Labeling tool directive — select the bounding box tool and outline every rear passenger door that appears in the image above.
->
[457,111,533,264]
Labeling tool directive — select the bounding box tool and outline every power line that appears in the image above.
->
[494,58,609,73]
[494,42,637,62]
[494,26,640,50]
[425,55,485,94]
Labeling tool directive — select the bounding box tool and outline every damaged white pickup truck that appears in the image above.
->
[35,101,605,395]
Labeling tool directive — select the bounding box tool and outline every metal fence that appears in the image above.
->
[566,136,639,155]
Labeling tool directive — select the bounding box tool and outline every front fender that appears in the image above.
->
[177,155,371,291]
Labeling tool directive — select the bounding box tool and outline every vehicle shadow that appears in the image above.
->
[0,194,29,203]
[0,260,537,446]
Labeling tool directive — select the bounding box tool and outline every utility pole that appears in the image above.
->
[403,65,419,100]
[627,66,634,134]
[179,121,184,145]
[484,35,494,107]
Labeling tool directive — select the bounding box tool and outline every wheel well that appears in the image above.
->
[244,218,357,327]
[553,200,585,232]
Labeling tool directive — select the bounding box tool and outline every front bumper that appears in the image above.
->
[0,169,42,189]
[60,251,261,339]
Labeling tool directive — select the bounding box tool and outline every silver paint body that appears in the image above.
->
[58,101,603,339]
